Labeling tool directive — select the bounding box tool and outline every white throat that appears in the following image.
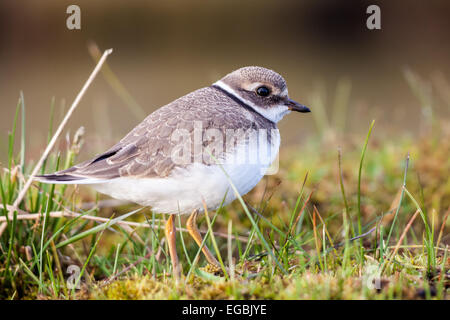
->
[213,80,291,123]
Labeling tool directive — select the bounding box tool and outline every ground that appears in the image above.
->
[0,94,449,300]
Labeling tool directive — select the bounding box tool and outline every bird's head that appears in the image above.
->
[214,66,310,123]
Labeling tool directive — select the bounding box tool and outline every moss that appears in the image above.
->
[89,276,177,300]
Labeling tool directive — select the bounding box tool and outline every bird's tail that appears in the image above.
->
[34,173,106,185]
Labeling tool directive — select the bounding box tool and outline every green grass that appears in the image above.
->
[0,77,449,300]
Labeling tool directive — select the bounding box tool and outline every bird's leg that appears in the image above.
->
[186,210,220,267]
[165,214,181,279]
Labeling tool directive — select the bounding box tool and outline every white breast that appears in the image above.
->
[92,130,281,215]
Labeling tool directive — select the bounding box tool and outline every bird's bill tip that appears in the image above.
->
[287,99,310,113]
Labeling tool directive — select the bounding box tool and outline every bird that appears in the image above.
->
[35,66,310,278]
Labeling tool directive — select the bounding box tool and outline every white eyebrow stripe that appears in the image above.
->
[246,82,266,91]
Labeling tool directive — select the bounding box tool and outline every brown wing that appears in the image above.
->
[40,86,275,182]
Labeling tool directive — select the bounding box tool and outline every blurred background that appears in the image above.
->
[1,0,449,163]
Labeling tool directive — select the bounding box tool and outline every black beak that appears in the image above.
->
[287,99,310,113]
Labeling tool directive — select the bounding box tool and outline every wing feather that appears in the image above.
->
[36,86,276,184]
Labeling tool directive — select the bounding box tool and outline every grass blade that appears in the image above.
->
[56,207,142,249]
[357,120,375,264]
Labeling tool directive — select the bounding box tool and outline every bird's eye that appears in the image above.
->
[256,86,270,97]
